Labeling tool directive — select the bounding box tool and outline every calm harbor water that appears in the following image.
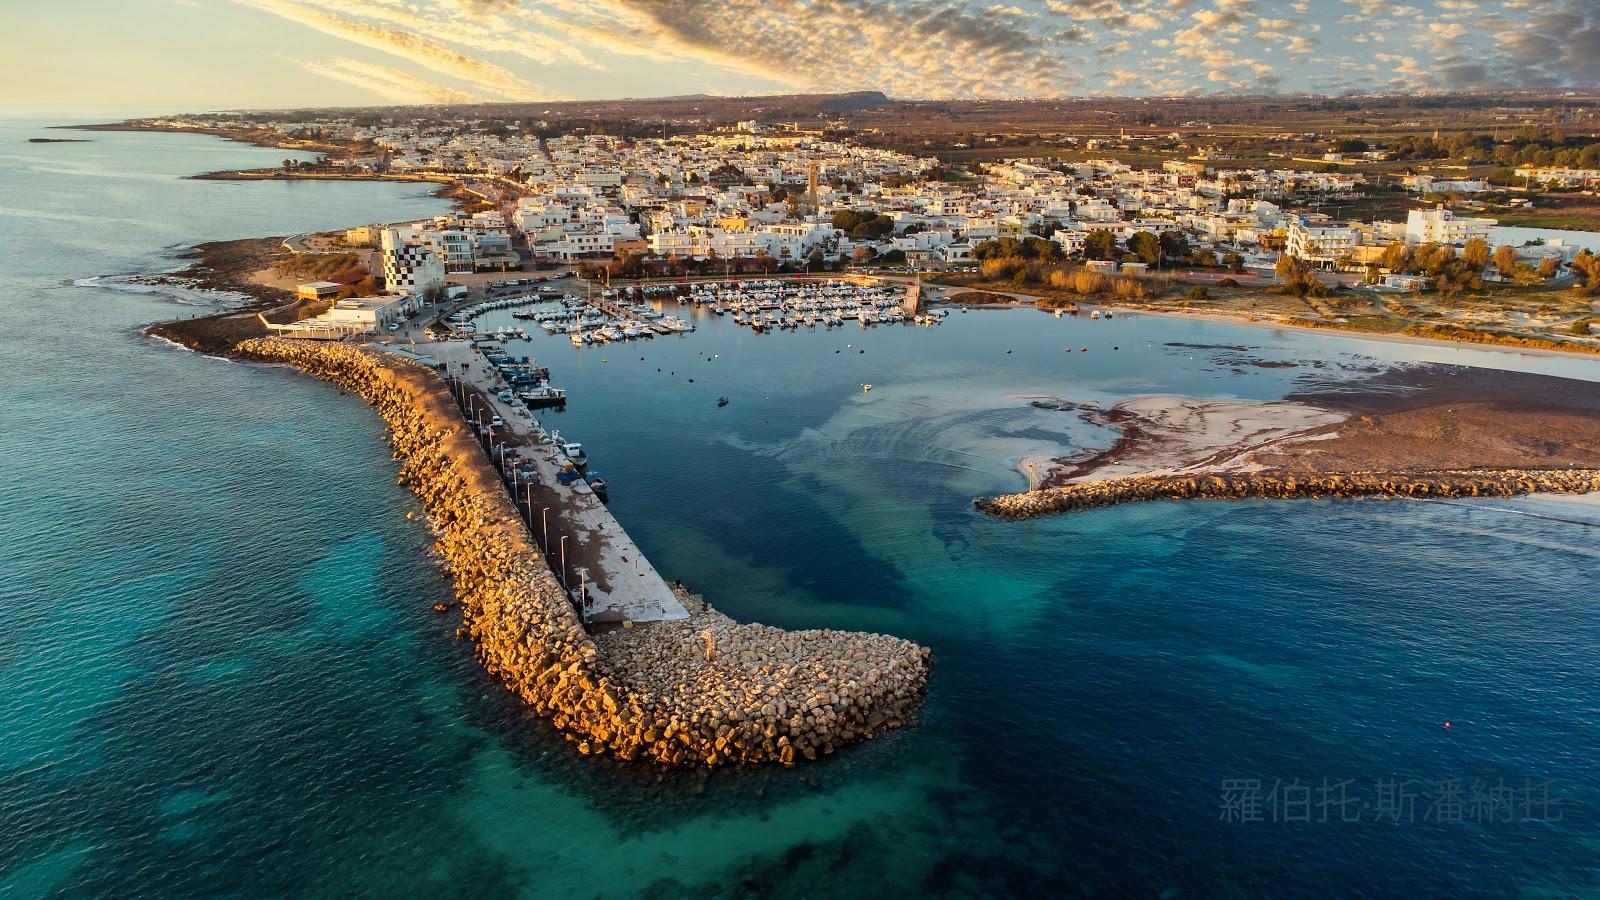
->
[3,121,1600,897]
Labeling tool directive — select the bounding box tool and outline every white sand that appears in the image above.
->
[1032,395,1347,485]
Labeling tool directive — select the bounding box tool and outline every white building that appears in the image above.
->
[1513,167,1600,188]
[380,228,446,299]
[1286,217,1359,264]
[325,296,409,329]
[1405,206,1496,246]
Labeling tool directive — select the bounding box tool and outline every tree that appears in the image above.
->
[1538,257,1560,279]
[1413,243,1456,275]
[1461,237,1490,270]
[1568,250,1598,294]
[832,209,894,239]
[807,248,824,272]
[1380,241,1414,273]
[1222,251,1245,274]
[1083,229,1117,261]
[1493,244,1519,275]
[1432,259,1484,296]
[1159,230,1190,261]
[1127,231,1161,266]
[1022,236,1058,261]
[1275,254,1323,297]
[851,246,874,264]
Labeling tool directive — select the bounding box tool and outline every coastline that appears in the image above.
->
[1097,300,1600,360]
[228,338,931,766]
[932,283,1600,359]
[982,364,1600,519]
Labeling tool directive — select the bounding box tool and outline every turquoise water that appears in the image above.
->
[4,121,1600,897]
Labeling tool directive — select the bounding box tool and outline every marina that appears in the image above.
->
[438,277,945,349]
[17,109,1600,897]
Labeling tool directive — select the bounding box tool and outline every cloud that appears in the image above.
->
[299,58,481,104]
[229,0,551,98]
[586,0,1077,97]
[210,0,1600,103]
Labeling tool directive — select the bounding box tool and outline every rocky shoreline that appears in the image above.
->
[233,337,931,766]
[975,468,1600,520]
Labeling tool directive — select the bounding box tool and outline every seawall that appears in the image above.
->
[234,338,930,766]
[975,469,1600,520]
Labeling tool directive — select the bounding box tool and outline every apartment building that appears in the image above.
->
[1405,206,1497,245]
[379,228,445,299]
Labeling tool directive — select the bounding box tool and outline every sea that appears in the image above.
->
[3,120,1599,898]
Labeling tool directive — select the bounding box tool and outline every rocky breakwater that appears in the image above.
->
[233,338,930,766]
[975,468,1600,520]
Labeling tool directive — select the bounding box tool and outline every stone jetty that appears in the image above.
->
[233,338,930,766]
[975,469,1600,520]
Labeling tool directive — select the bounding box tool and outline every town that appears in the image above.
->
[132,104,1599,353]
[16,0,1600,887]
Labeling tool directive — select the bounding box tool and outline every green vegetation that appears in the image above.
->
[1391,127,1600,168]
[1275,254,1325,298]
[274,252,377,296]
[830,209,896,239]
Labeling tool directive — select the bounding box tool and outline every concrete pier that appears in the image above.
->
[230,337,931,766]
[426,337,688,625]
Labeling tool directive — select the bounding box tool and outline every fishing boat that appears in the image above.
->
[519,386,567,409]
[586,473,608,500]
[552,433,588,468]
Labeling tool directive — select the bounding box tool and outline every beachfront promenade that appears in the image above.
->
[422,336,689,626]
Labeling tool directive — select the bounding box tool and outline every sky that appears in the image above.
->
[5,0,1600,115]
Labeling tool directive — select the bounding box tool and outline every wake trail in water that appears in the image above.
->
[1409,497,1600,528]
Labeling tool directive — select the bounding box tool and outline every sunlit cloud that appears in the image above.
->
[217,0,1600,101]
[299,58,481,104]
[229,0,552,98]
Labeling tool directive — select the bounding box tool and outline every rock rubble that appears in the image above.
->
[234,338,931,766]
[975,469,1600,520]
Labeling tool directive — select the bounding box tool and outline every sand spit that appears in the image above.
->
[983,365,1600,520]
[234,338,930,766]
[1019,396,1345,489]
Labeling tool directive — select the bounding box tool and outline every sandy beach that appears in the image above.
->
[1101,303,1600,362]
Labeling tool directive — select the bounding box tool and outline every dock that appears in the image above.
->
[422,337,688,626]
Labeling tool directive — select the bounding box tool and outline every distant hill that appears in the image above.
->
[254,91,896,125]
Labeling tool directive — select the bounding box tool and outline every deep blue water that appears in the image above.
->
[3,120,1600,897]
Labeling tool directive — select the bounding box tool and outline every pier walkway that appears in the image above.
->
[417,337,688,627]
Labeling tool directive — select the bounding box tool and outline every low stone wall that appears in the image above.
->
[234,338,930,766]
[975,469,1600,520]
